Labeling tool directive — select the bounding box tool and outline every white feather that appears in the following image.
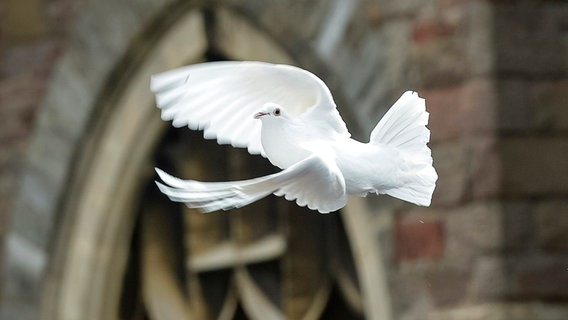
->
[370,91,437,206]
[152,62,438,213]
[151,61,350,157]
[156,155,347,214]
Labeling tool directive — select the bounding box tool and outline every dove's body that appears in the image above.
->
[152,61,437,213]
[260,114,404,196]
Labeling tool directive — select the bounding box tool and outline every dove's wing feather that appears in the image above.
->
[155,155,348,214]
[151,61,350,156]
[272,155,347,213]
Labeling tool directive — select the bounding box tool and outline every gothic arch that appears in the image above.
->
[4,3,393,320]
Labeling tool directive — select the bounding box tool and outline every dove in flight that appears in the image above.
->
[152,61,437,213]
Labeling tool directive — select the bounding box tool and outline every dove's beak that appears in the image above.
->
[254,112,268,119]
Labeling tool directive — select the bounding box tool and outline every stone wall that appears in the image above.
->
[2,0,568,319]
[393,1,568,319]
[389,0,501,317]
[0,0,69,253]
[0,4,72,315]
[493,0,568,308]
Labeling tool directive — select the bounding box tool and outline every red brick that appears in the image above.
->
[518,261,568,298]
[0,40,61,78]
[412,20,455,43]
[0,74,45,143]
[430,138,500,206]
[470,138,501,199]
[431,143,469,206]
[396,219,444,261]
[424,85,461,142]
[423,79,496,143]
[424,265,470,307]
[446,202,503,260]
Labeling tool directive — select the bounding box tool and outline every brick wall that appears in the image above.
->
[2,0,568,319]
[393,1,568,318]
[494,1,568,305]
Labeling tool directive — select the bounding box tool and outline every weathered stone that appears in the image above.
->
[422,83,462,142]
[313,0,357,59]
[532,80,568,132]
[459,79,497,135]
[430,142,470,206]
[38,52,93,140]
[496,79,533,132]
[469,256,508,302]
[26,127,72,194]
[374,0,423,18]
[535,200,568,251]
[461,0,494,77]
[2,234,46,299]
[232,0,331,46]
[412,19,455,44]
[354,19,412,135]
[391,269,432,320]
[470,138,501,200]
[424,79,496,143]
[395,219,444,261]
[502,201,533,251]
[340,29,388,104]
[0,301,38,320]
[423,264,470,307]
[10,172,58,250]
[493,3,568,76]
[514,257,568,298]
[212,7,294,64]
[499,137,568,196]
[0,74,44,142]
[0,40,60,78]
[406,1,494,88]
[446,202,503,263]
[2,0,45,41]
[428,303,568,320]
[2,0,568,319]
[408,36,468,88]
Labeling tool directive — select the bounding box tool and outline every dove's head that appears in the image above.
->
[254,103,290,121]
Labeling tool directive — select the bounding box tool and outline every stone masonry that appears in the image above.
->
[1,0,568,319]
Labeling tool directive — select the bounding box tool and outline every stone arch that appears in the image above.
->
[4,2,393,320]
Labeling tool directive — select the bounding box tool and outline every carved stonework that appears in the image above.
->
[131,130,365,320]
[2,4,392,320]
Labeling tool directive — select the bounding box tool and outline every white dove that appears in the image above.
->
[152,61,437,213]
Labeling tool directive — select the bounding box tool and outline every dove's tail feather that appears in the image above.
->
[370,91,437,206]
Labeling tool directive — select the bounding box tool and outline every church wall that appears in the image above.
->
[2,0,568,319]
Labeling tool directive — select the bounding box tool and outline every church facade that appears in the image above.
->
[2,0,568,319]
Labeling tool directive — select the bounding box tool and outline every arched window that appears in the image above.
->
[4,5,392,320]
[121,119,365,319]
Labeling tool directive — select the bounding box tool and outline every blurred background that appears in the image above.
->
[1,0,568,319]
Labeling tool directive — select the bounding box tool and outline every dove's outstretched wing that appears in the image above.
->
[155,155,348,214]
[151,61,350,156]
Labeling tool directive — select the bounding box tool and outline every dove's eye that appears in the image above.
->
[274,108,281,116]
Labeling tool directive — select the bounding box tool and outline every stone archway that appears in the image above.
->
[135,122,370,320]
[4,3,393,320]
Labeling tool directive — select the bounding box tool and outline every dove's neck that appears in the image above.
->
[260,118,314,169]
